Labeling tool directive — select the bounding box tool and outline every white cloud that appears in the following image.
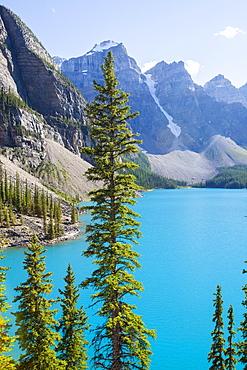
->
[52,8,57,14]
[214,26,246,39]
[184,60,202,77]
[141,61,159,73]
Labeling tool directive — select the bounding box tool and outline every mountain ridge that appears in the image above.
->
[58,40,247,182]
[1,3,247,191]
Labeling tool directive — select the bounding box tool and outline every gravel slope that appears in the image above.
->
[147,135,247,184]
[39,139,101,199]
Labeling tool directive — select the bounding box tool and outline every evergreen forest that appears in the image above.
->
[0,165,78,243]
[196,164,247,189]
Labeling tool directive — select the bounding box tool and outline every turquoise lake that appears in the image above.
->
[3,188,247,369]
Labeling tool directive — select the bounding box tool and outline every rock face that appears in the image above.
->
[0,5,91,158]
[145,64,247,153]
[61,41,169,154]
[204,74,247,107]
[59,41,247,156]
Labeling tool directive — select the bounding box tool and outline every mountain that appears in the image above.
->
[59,41,247,153]
[60,41,170,154]
[0,5,98,198]
[204,74,247,107]
[0,6,91,155]
[58,40,247,182]
[1,4,247,187]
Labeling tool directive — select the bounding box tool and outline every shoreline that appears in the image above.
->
[43,228,81,246]
[0,216,81,249]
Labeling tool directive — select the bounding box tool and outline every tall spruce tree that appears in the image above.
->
[0,250,15,370]
[71,203,78,224]
[13,235,64,370]
[208,285,226,369]
[238,273,247,368]
[225,305,237,370]
[81,51,155,370]
[14,172,21,211]
[57,263,89,369]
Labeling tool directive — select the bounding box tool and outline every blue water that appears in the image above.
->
[3,188,247,369]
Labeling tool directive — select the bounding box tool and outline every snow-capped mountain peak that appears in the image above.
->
[86,40,120,55]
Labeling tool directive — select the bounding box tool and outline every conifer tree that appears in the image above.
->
[81,51,155,370]
[54,200,62,236]
[24,180,31,213]
[71,203,77,224]
[43,209,47,236]
[0,249,15,370]
[238,274,247,368]
[14,172,21,211]
[8,181,13,207]
[208,285,226,369]
[13,235,64,370]
[4,170,9,203]
[48,213,55,240]
[34,185,42,217]
[57,263,89,369]
[225,305,237,370]
[4,208,10,228]
[1,177,5,203]
[9,207,16,225]
[0,209,3,227]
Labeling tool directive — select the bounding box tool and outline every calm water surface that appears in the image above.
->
[4,188,247,369]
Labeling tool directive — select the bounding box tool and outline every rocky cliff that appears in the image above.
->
[0,5,91,159]
[145,63,247,153]
[60,41,171,154]
[0,5,99,199]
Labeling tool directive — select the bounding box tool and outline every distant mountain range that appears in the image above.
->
[1,4,247,185]
[54,40,247,182]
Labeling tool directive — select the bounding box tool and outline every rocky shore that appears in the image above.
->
[0,212,80,248]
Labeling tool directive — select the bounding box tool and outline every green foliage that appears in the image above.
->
[70,203,78,224]
[0,88,29,111]
[225,305,237,370]
[238,265,247,368]
[34,162,67,183]
[0,166,64,239]
[81,51,155,369]
[13,235,65,370]
[208,285,226,369]
[0,250,16,369]
[57,264,89,369]
[198,164,247,189]
[49,115,86,130]
[0,88,39,119]
[40,182,78,204]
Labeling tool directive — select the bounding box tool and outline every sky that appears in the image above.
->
[1,0,247,87]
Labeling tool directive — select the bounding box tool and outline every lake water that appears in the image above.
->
[3,188,247,369]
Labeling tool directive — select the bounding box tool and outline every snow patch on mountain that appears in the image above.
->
[144,74,181,138]
[86,40,120,55]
